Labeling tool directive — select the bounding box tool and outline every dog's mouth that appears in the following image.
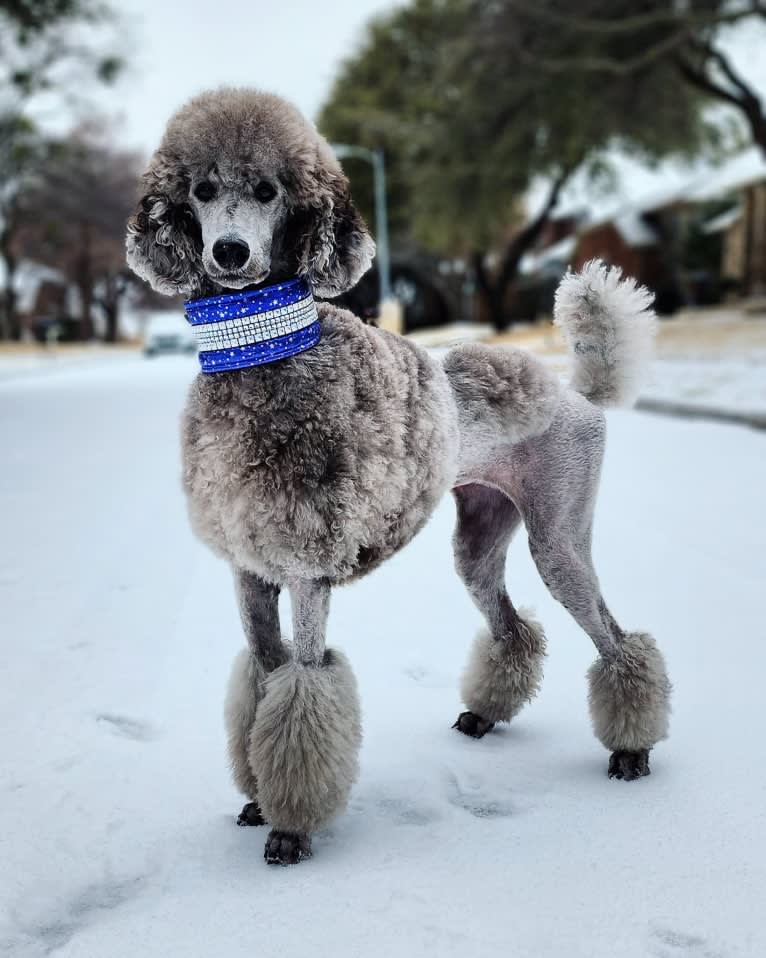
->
[205,270,270,292]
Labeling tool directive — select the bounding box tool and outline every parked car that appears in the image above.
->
[143,312,197,357]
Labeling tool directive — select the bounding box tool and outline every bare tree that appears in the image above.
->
[0,114,45,338]
[16,129,140,341]
[470,173,568,330]
[0,1,122,339]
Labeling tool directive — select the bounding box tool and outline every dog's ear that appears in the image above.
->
[126,150,204,297]
[294,168,376,298]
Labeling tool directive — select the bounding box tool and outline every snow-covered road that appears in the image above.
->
[1,354,764,958]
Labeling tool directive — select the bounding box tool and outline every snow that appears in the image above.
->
[689,145,766,202]
[538,350,766,421]
[1,352,765,958]
[531,138,766,237]
[643,358,766,418]
[407,322,492,348]
[0,260,68,315]
[0,346,136,383]
[613,209,660,247]
[636,313,766,419]
[543,143,766,256]
[702,205,742,235]
[519,235,577,276]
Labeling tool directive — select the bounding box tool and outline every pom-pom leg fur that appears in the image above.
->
[225,571,289,826]
[452,484,546,735]
[247,579,362,864]
[589,632,671,776]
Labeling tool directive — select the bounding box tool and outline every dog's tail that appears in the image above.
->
[553,258,656,408]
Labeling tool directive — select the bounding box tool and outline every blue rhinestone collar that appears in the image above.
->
[184,277,320,373]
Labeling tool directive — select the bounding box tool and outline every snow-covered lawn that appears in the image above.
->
[645,310,766,419]
[1,354,765,958]
[642,357,766,421]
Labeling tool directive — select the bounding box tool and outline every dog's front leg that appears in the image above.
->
[248,578,362,865]
[225,570,289,828]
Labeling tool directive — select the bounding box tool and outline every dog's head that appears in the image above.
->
[126,88,375,299]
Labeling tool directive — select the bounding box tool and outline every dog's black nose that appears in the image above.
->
[212,238,250,270]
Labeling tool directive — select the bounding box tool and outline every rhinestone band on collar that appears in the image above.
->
[184,277,320,373]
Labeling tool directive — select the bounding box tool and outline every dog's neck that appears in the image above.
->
[184,277,320,374]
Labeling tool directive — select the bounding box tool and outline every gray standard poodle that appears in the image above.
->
[126,87,671,866]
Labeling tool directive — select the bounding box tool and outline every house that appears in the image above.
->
[0,259,73,339]
[516,147,766,316]
[696,146,766,296]
[516,188,691,316]
[570,183,695,314]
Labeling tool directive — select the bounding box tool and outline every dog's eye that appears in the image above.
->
[193,181,216,202]
[254,181,277,203]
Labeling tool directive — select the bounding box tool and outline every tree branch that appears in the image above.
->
[496,171,568,291]
[470,248,492,300]
[675,54,745,108]
[703,42,765,104]
[490,3,766,78]
[500,1,766,36]
[676,45,766,154]
[504,27,693,76]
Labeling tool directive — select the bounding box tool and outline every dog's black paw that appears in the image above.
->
[453,711,495,739]
[264,829,312,865]
[237,801,266,826]
[608,748,651,781]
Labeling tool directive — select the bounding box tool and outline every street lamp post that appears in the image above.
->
[330,144,391,305]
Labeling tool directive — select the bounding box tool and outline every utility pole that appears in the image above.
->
[331,144,391,304]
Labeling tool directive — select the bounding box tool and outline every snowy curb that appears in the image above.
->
[636,397,766,432]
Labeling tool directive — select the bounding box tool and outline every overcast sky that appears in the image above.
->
[95,0,400,155]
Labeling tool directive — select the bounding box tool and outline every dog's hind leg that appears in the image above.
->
[225,570,288,827]
[514,406,671,780]
[248,578,362,865]
[452,483,546,739]
[530,529,670,779]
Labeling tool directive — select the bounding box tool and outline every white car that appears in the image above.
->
[143,312,197,357]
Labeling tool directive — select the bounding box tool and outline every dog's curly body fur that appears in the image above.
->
[183,304,460,584]
[127,87,671,866]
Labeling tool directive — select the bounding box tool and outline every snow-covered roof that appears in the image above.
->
[612,211,659,247]
[689,146,766,201]
[0,259,67,314]
[547,147,765,253]
[620,180,694,216]
[531,146,766,246]
[575,203,660,248]
[519,235,576,275]
[702,205,742,235]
